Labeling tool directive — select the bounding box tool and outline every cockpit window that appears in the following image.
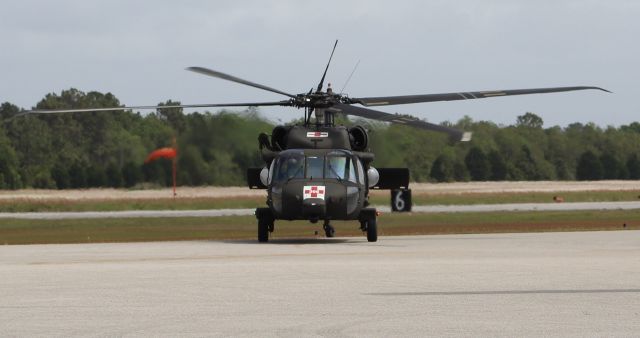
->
[306,156,324,179]
[273,153,305,183]
[326,155,357,183]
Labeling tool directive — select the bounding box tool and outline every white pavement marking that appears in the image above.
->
[406,201,640,213]
[2,201,640,219]
[1,231,639,336]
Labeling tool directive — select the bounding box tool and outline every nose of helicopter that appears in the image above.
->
[280,180,346,221]
[301,198,326,223]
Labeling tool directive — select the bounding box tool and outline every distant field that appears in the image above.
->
[1,210,638,245]
[1,181,639,212]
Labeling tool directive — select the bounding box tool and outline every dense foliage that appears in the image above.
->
[1,89,639,189]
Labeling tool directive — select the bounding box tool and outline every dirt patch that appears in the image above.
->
[0,187,267,201]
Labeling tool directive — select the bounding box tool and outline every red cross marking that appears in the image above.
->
[311,186,319,197]
[304,185,325,199]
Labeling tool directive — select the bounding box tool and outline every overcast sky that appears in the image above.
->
[1,0,638,127]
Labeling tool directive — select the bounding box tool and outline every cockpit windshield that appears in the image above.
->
[272,151,359,183]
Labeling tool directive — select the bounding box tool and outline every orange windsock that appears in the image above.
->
[144,147,177,164]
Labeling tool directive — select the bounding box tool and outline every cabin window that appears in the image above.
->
[355,158,365,185]
[268,160,275,184]
[348,158,357,183]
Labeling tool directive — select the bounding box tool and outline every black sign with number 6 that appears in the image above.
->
[391,189,412,212]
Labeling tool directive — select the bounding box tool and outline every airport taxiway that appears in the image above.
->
[2,201,640,219]
[1,231,639,336]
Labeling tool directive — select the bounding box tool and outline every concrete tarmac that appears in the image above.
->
[1,231,640,336]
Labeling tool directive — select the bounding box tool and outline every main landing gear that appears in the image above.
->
[323,219,335,238]
[256,208,378,243]
[359,208,378,242]
[255,208,274,243]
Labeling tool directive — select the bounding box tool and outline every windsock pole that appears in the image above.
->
[172,136,177,198]
[172,158,177,198]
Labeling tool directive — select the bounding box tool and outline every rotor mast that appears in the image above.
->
[304,40,339,129]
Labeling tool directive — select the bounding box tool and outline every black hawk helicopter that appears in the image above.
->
[28,41,608,242]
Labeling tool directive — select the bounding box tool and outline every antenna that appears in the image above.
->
[340,59,361,94]
[316,40,338,92]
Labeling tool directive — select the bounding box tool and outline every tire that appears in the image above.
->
[325,225,335,238]
[258,218,269,243]
[366,218,377,242]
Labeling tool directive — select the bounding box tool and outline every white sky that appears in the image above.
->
[1,0,638,127]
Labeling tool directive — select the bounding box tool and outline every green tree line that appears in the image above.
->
[0,89,639,189]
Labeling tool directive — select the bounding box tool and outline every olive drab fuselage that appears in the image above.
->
[266,148,368,222]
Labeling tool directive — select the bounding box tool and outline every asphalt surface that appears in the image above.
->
[1,231,639,336]
[3,201,640,219]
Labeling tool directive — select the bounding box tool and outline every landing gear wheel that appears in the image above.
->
[255,208,274,243]
[258,218,270,243]
[323,222,335,238]
[366,218,377,242]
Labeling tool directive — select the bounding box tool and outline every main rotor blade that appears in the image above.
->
[317,40,338,92]
[187,67,297,99]
[333,103,471,142]
[24,101,292,114]
[352,86,610,107]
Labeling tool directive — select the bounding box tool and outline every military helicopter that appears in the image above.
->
[28,41,608,242]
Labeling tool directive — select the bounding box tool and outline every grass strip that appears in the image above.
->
[2,190,638,213]
[1,209,638,245]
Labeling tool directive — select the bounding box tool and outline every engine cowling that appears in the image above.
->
[348,125,368,151]
[271,125,289,150]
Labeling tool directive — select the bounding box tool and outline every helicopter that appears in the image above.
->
[28,40,608,242]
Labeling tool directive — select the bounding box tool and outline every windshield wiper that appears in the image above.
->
[287,166,303,182]
[328,165,343,182]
